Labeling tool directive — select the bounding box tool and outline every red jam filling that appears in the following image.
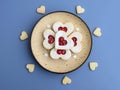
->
[58,27,67,32]
[72,37,77,46]
[57,49,66,55]
[48,35,55,44]
[59,37,67,46]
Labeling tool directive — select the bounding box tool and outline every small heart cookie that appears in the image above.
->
[69,32,83,53]
[53,22,74,36]
[76,5,85,14]
[37,5,45,14]
[62,76,72,85]
[43,29,55,49]
[20,31,28,40]
[55,31,74,49]
[50,48,71,60]
[26,64,35,73]
[89,62,98,71]
[93,28,102,37]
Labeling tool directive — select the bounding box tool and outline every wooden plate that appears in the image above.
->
[31,11,92,73]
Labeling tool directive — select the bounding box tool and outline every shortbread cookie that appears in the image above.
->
[62,76,72,85]
[69,32,83,53]
[26,64,35,73]
[89,62,98,71]
[43,29,55,49]
[93,27,102,37]
[37,5,45,14]
[20,31,28,40]
[76,5,85,14]
[53,22,74,36]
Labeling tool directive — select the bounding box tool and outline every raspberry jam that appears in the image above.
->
[72,37,77,46]
[48,35,55,44]
[59,37,67,46]
[57,49,66,55]
[58,27,67,32]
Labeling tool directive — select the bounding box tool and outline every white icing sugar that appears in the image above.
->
[76,27,80,31]
[47,24,51,28]
[44,53,48,57]
[73,55,77,58]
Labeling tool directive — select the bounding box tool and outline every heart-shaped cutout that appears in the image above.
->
[89,62,98,71]
[76,5,85,14]
[55,31,73,49]
[58,37,67,46]
[48,35,55,44]
[53,22,74,36]
[62,76,72,85]
[57,49,66,55]
[37,5,45,14]
[20,31,28,40]
[26,64,35,73]
[93,28,102,37]
[58,26,68,32]
[43,29,55,50]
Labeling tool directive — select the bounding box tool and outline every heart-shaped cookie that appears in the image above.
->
[20,31,28,40]
[69,32,83,53]
[62,76,72,85]
[76,5,85,14]
[53,22,74,36]
[26,64,35,73]
[93,28,102,37]
[55,31,74,49]
[37,5,45,14]
[89,62,98,71]
[50,48,71,60]
[43,29,55,49]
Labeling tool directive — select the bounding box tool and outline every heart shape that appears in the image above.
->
[76,5,85,14]
[20,31,28,40]
[93,28,102,37]
[89,62,98,71]
[58,26,67,32]
[50,48,71,60]
[57,49,66,55]
[53,22,74,36]
[37,5,45,14]
[55,31,74,49]
[48,35,55,44]
[43,29,55,49]
[26,64,35,73]
[59,37,67,46]
[62,76,72,85]
[72,37,77,46]
[69,32,83,53]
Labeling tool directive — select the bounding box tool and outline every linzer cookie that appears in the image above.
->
[31,12,92,73]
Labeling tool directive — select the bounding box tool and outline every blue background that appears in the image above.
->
[0,0,120,90]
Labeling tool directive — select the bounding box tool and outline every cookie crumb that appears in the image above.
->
[26,64,35,73]
[62,76,72,85]
[20,31,28,40]
[37,5,45,14]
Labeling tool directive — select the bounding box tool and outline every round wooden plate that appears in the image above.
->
[31,11,92,74]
